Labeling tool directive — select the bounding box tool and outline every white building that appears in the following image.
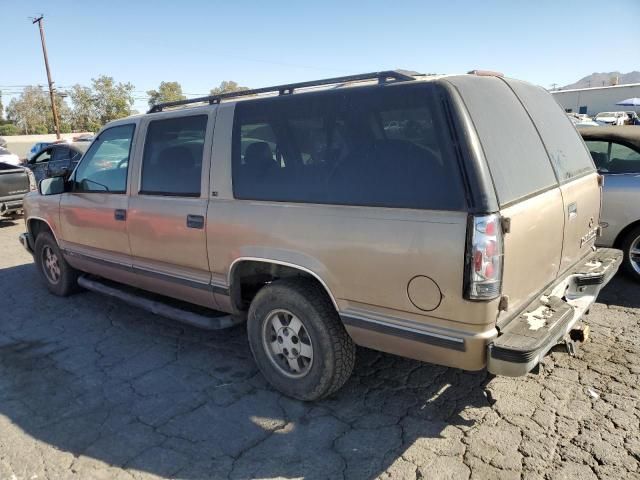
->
[551,83,640,116]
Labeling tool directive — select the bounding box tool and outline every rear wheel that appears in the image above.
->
[620,226,640,282]
[247,278,356,401]
[34,232,80,296]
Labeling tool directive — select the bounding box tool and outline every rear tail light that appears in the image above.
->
[465,214,503,300]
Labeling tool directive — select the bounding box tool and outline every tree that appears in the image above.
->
[7,86,49,134]
[5,86,71,135]
[92,75,135,126]
[69,85,100,132]
[69,75,135,132]
[210,80,249,96]
[0,91,4,121]
[147,81,186,108]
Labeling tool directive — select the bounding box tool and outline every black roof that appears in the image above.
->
[579,126,640,150]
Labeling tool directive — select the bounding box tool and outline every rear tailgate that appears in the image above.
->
[504,79,600,273]
[0,163,30,199]
[445,76,564,318]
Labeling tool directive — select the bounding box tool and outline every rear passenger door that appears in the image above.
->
[126,111,217,309]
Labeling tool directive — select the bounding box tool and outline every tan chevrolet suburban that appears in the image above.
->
[19,71,622,400]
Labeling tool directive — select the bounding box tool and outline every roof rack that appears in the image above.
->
[147,70,415,113]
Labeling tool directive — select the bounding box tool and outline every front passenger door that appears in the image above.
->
[59,124,136,269]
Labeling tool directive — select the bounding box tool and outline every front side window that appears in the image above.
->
[74,124,135,193]
[586,141,640,173]
[608,143,640,173]
[140,115,208,197]
[585,140,610,169]
[232,84,466,210]
[32,149,52,164]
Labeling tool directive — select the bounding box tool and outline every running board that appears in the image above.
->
[77,276,242,330]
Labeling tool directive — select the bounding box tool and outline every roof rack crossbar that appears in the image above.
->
[147,70,415,113]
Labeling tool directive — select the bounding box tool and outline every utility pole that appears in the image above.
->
[32,15,61,139]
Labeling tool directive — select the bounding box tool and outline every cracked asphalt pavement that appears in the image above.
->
[0,218,638,480]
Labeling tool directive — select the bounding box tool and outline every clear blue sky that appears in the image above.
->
[2,0,639,113]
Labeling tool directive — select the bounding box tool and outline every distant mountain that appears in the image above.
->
[562,71,640,89]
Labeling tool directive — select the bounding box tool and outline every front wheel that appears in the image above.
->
[247,278,356,401]
[34,231,80,296]
[620,226,640,282]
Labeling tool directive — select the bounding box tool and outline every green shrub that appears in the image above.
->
[0,124,20,136]
[33,125,48,135]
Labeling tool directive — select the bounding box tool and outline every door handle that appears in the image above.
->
[568,203,577,220]
[114,209,127,221]
[186,214,205,229]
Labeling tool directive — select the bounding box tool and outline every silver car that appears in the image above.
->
[581,126,640,281]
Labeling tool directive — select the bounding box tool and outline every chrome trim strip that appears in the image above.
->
[131,265,211,291]
[228,257,339,310]
[341,313,466,352]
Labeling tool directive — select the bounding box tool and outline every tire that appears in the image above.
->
[247,278,356,401]
[34,231,80,296]
[620,226,640,282]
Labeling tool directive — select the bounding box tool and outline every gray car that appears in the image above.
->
[581,126,640,281]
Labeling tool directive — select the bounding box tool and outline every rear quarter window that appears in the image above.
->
[231,83,467,211]
[504,79,595,182]
[446,76,557,206]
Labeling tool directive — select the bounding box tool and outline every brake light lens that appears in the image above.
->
[465,214,503,300]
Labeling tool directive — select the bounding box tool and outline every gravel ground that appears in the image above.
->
[0,218,638,480]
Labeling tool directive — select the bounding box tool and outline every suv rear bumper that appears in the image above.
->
[487,247,622,376]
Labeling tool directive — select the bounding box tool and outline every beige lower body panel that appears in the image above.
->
[343,313,497,371]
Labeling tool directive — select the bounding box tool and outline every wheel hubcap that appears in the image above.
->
[262,309,313,378]
[42,246,61,284]
[630,235,640,275]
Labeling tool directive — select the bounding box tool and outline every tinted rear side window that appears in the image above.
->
[505,79,595,182]
[447,76,557,206]
[141,115,207,197]
[232,83,466,210]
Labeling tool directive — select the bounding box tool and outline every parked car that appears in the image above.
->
[624,111,640,126]
[0,146,21,166]
[594,111,629,126]
[25,142,88,183]
[27,142,54,162]
[20,71,621,400]
[580,126,640,281]
[568,113,599,128]
[0,162,36,217]
[0,137,7,148]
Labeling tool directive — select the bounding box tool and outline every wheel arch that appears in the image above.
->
[228,257,339,313]
[613,219,640,249]
[27,217,58,244]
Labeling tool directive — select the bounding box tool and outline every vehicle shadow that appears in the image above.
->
[0,218,18,228]
[0,262,493,479]
[596,272,640,309]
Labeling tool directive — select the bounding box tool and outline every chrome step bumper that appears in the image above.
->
[488,248,622,376]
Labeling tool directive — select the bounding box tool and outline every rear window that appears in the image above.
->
[232,83,466,210]
[446,76,557,206]
[505,79,595,182]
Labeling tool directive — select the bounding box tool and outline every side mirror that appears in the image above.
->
[38,176,66,196]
